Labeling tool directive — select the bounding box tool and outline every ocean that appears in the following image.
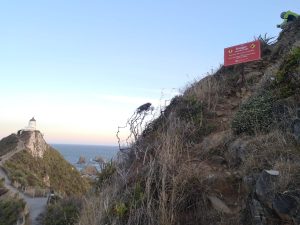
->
[51,144,120,171]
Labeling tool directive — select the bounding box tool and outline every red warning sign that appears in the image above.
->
[224,40,261,66]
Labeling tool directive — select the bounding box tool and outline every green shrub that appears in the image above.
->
[133,182,144,202]
[276,47,300,82]
[0,197,26,225]
[96,161,116,189]
[42,198,82,225]
[0,134,19,157]
[131,182,144,208]
[176,96,203,124]
[115,202,128,218]
[232,92,274,135]
[275,47,300,98]
[4,148,89,195]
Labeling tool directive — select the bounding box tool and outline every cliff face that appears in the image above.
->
[78,20,300,225]
[0,130,47,158]
[19,130,47,158]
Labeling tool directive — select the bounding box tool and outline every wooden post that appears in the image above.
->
[241,64,245,85]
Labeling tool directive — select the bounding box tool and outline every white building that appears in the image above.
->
[25,117,36,131]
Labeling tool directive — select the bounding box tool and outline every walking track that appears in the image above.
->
[0,141,48,225]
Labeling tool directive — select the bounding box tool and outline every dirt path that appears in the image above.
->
[0,140,48,225]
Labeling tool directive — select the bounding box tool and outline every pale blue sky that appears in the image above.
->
[0,1,298,144]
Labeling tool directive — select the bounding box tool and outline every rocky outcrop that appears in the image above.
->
[255,170,279,208]
[247,170,300,225]
[77,156,86,164]
[18,131,47,158]
[81,165,98,176]
[272,190,300,223]
[93,156,105,164]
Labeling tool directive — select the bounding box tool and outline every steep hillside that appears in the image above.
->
[78,19,300,225]
[0,130,89,196]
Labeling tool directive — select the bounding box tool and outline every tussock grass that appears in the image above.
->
[183,74,224,112]
[241,130,299,177]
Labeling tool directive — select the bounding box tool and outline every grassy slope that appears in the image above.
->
[4,146,89,196]
[0,134,19,157]
[0,197,26,225]
[0,178,26,225]
[78,20,300,225]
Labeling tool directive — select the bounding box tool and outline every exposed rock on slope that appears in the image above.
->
[19,130,47,158]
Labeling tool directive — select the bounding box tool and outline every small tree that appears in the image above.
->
[116,103,154,152]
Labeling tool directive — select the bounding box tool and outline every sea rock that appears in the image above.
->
[255,170,279,208]
[81,165,98,176]
[77,156,86,164]
[272,190,300,223]
[93,156,105,164]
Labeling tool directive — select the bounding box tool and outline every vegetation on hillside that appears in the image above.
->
[4,146,89,195]
[76,19,300,225]
[0,134,19,157]
[41,197,82,225]
[0,197,26,225]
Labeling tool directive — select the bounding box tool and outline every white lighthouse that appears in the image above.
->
[26,117,36,131]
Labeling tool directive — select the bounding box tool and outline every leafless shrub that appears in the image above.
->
[117,103,155,156]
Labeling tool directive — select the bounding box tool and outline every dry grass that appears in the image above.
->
[78,110,240,225]
[236,129,300,194]
[78,107,300,225]
[183,74,225,112]
[77,47,300,224]
[77,89,300,225]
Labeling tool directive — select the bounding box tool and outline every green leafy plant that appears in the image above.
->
[0,197,26,225]
[232,92,274,135]
[131,182,144,207]
[255,33,276,45]
[42,198,82,225]
[276,47,300,83]
[274,47,300,98]
[176,96,203,124]
[115,202,128,218]
[4,147,89,195]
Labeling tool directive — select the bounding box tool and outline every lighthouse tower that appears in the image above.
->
[26,117,36,131]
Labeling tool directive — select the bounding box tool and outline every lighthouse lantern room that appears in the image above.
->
[26,117,36,131]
